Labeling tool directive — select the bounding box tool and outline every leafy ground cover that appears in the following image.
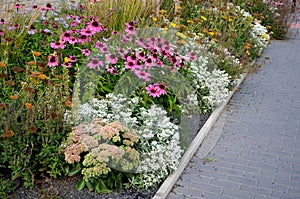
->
[0,0,292,198]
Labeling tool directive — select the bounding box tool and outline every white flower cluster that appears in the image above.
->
[188,54,230,110]
[251,21,270,50]
[135,105,183,188]
[66,93,183,188]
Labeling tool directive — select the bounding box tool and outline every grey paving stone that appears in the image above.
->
[166,11,300,199]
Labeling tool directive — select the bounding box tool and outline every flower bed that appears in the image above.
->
[0,0,291,198]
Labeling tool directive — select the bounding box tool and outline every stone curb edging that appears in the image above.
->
[152,72,248,199]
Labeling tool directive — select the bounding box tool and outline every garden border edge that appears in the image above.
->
[152,72,248,199]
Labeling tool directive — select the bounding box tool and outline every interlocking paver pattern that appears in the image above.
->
[168,6,300,199]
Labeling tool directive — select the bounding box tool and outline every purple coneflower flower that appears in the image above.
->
[81,48,91,57]
[68,55,77,63]
[146,84,160,98]
[50,41,65,49]
[61,30,73,42]
[0,19,4,24]
[47,55,59,67]
[105,54,118,64]
[135,70,151,81]
[43,3,54,11]
[111,31,119,35]
[87,20,104,33]
[87,57,103,69]
[62,62,72,68]
[125,61,138,70]
[80,28,95,37]
[188,52,197,61]
[68,36,77,44]
[106,66,118,74]
[125,26,136,35]
[15,4,22,10]
[0,30,4,36]
[155,83,167,95]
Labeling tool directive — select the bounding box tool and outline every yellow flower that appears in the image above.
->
[64,57,69,63]
[200,16,207,21]
[228,18,233,22]
[270,31,274,35]
[187,20,194,24]
[176,6,182,10]
[176,32,187,39]
[246,50,251,56]
[152,17,158,22]
[208,32,215,36]
[159,10,167,14]
[261,34,268,40]
[197,33,204,37]
[170,22,177,27]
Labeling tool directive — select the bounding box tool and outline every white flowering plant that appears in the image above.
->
[63,93,183,191]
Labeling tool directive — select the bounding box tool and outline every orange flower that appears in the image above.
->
[65,101,72,107]
[10,94,19,100]
[25,103,32,109]
[32,51,41,56]
[0,61,6,68]
[0,103,7,109]
[1,130,14,138]
[37,74,47,80]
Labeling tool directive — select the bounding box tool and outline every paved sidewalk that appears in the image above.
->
[167,8,300,199]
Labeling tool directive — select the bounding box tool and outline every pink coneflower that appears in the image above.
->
[125,61,138,70]
[111,31,119,35]
[0,30,4,36]
[105,54,118,64]
[68,55,77,63]
[155,83,167,95]
[47,55,59,67]
[87,57,103,69]
[126,54,137,63]
[136,38,146,48]
[77,35,91,44]
[135,70,151,81]
[136,51,146,61]
[87,20,104,33]
[61,62,72,68]
[95,41,108,53]
[146,84,160,98]
[106,66,118,74]
[15,4,22,10]
[80,28,95,37]
[81,48,91,57]
[61,30,73,42]
[68,36,77,44]
[125,25,136,35]
[43,3,54,11]
[145,58,153,68]
[188,52,197,61]
[31,5,39,9]
[0,19,4,25]
[50,41,65,49]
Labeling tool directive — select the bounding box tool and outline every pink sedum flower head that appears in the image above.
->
[146,84,160,98]
[47,55,59,67]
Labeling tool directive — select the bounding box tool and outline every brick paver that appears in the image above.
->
[168,7,300,199]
